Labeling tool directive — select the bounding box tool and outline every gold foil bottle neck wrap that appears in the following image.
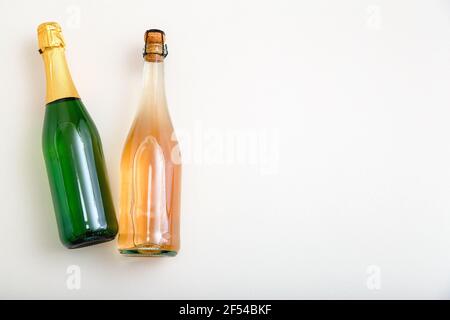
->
[37,22,65,54]
[37,22,79,103]
[144,29,168,62]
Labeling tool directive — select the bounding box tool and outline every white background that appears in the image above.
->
[1,0,450,299]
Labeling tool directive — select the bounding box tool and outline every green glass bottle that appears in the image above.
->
[38,22,118,248]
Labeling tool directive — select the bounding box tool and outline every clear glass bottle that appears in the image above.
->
[118,30,182,256]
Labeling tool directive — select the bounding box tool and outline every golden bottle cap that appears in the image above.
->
[143,29,168,62]
[37,22,65,54]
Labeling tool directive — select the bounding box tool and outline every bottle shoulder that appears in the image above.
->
[42,99,101,151]
[121,120,180,166]
[43,99,97,129]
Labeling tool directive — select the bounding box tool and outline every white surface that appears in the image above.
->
[1,0,450,299]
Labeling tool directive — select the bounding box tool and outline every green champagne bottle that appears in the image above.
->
[38,22,118,248]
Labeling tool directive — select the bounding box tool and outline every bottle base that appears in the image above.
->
[119,245,177,257]
[65,232,117,249]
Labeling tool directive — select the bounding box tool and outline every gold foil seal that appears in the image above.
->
[37,22,65,54]
[144,29,168,62]
[37,22,79,103]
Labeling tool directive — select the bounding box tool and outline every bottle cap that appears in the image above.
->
[143,29,168,62]
[37,22,65,54]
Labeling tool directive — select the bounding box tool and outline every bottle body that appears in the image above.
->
[43,98,118,248]
[118,59,181,256]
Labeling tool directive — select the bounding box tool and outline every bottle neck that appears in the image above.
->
[140,60,167,112]
[41,47,79,104]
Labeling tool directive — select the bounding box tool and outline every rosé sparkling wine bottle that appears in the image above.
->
[118,30,182,256]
